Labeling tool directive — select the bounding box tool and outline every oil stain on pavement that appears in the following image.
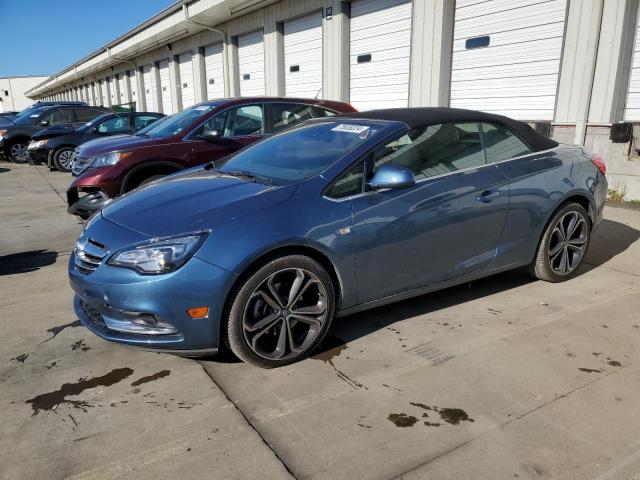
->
[388,402,474,428]
[130,370,171,387]
[26,367,134,415]
[313,335,367,390]
[39,320,82,344]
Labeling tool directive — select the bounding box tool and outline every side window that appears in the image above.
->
[223,105,264,137]
[75,109,101,122]
[193,111,228,137]
[481,123,532,163]
[271,103,314,132]
[96,116,130,133]
[134,115,161,131]
[325,162,364,199]
[312,106,337,118]
[372,122,484,181]
[49,109,73,125]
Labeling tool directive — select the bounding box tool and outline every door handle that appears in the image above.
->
[478,190,500,203]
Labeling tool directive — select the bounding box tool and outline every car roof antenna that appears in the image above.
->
[314,88,321,99]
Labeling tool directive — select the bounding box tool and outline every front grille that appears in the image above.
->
[74,236,108,274]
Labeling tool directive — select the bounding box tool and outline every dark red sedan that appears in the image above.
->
[67,97,356,218]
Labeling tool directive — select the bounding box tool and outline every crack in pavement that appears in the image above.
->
[198,362,297,479]
[32,165,67,205]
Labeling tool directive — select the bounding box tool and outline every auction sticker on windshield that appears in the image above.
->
[331,123,372,139]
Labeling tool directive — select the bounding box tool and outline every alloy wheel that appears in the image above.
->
[10,143,28,162]
[242,268,328,360]
[57,149,76,170]
[548,211,588,275]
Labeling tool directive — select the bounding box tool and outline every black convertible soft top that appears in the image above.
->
[337,107,558,152]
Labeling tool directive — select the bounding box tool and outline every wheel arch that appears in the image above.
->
[120,160,184,193]
[220,243,345,333]
[530,191,594,265]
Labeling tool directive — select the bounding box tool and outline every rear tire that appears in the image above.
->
[52,147,76,172]
[529,202,591,282]
[225,255,335,368]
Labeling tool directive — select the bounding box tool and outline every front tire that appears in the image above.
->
[225,255,335,368]
[52,147,76,172]
[530,202,591,282]
[8,141,29,163]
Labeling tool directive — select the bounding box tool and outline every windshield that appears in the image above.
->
[13,107,49,125]
[140,104,217,138]
[135,115,168,136]
[76,113,112,132]
[216,121,382,185]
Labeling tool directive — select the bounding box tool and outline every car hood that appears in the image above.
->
[76,134,155,157]
[101,167,296,237]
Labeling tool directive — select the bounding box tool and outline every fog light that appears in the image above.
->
[187,306,209,318]
[130,313,158,326]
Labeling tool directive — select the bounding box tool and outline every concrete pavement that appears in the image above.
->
[1,161,639,479]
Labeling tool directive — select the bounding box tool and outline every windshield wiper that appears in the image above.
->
[219,169,272,185]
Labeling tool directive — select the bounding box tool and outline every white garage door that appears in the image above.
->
[238,30,265,96]
[101,79,110,106]
[142,65,156,111]
[118,74,127,104]
[178,52,196,109]
[451,0,568,120]
[204,43,225,100]
[625,8,640,120]
[108,76,117,104]
[159,59,173,115]
[128,70,137,106]
[350,0,412,111]
[284,12,323,98]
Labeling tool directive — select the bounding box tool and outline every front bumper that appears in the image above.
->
[67,188,113,219]
[27,147,51,165]
[69,251,235,354]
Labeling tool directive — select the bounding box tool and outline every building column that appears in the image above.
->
[264,11,284,96]
[409,0,455,107]
[554,0,604,145]
[194,47,207,103]
[589,0,639,124]
[323,1,350,102]
[135,68,146,110]
[226,37,240,97]
[152,62,162,112]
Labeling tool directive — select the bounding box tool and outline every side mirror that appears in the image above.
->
[38,120,49,127]
[367,164,415,190]
[200,129,220,143]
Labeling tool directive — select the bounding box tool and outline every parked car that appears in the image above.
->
[0,101,88,128]
[0,104,109,162]
[28,111,165,172]
[69,107,607,367]
[66,97,356,218]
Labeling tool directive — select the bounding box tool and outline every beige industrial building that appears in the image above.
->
[23,0,640,200]
[0,76,49,113]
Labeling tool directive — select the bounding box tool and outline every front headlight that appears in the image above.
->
[107,232,208,274]
[27,139,48,150]
[89,151,132,169]
[0,129,7,138]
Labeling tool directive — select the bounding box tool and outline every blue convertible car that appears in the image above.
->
[69,108,607,367]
